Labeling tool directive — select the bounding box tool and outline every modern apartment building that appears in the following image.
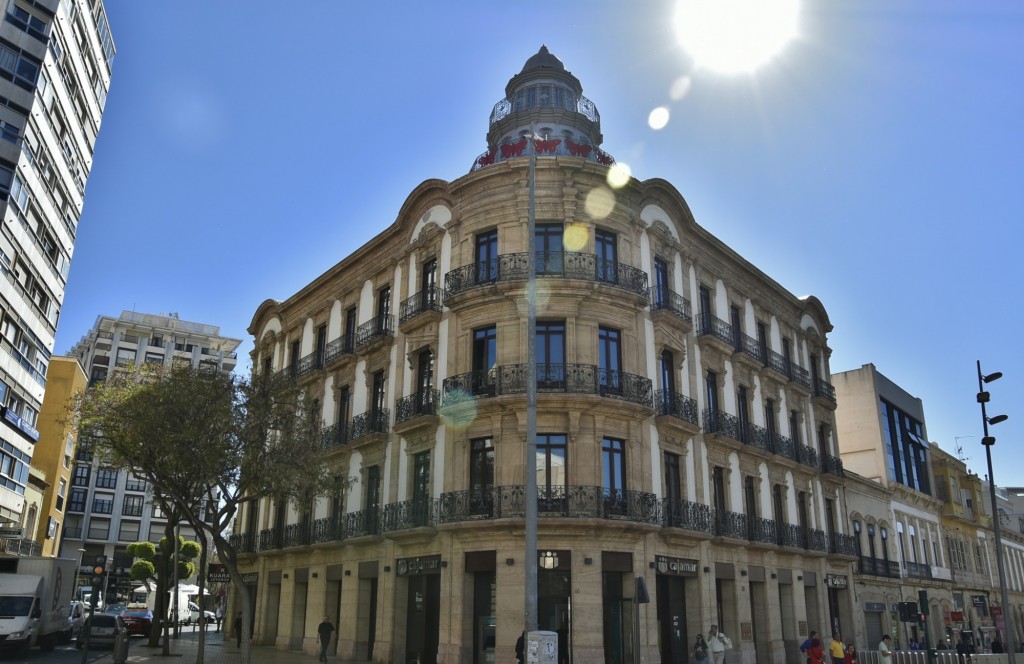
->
[0,0,114,527]
[235,47,858,664]
[61,310,240,601]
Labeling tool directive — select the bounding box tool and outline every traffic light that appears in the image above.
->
[90,554,107,598]
[898,601,919,622]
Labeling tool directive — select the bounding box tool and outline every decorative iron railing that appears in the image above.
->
[382,499,437,531]
[830,533,858,556]
[778,523,805,549]
[649,286,692,321]
[296,352,318,376]
[436,485,658,525]
[228,533,256,554]
[747,422,772,453]
[857,556,901,578]
[814,378,837,403]
[324,335,353,364]
[797,445,820,469]
[349,409,390,441]
[442,363,653,409]
[790,364,811,389]
[399,287,442,324]
[489,90,600,127]
[807,528,828,552]
[443,252,648,299]
[696,312,734,345]
[703,409,743,443]
[356,316,394,348]
[748,517,778,545]
[734,331,765,364]
[282,522,309,548]
[345,508,380,538]
[655,390,698,425]
[658,497,712,534]
[772,433,796,460]
[395,390,439,424]
[0,538,42,556]
[258,527,282,550]
[765,348,791,378]
[321,423,349,449]
[310,516,343,544]
[715,511,748,539]
[905,561,933,580]
[821,453,845,476]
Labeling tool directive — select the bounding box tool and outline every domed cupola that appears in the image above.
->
[471,46,614,171]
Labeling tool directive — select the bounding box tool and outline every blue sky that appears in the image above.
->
[54,1,1023,483]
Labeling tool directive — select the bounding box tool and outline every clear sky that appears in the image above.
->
[54,1,1023,483]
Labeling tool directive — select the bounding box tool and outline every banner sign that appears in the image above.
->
[207,563,230,583]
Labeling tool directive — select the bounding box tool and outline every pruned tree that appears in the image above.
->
[127,533,200,649]
[76,364,341,664]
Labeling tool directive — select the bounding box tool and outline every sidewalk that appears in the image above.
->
[89,628,326,664]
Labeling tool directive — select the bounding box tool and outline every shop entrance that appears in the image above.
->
[405,574,440,663]
[655,555,697,664]
[538,550,571,664]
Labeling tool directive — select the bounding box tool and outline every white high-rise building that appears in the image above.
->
[0,0,115,525]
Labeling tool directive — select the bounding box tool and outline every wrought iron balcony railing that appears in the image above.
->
[746,422,772,453]
[715,510,748,539]
[778,523,805,549]
[382,499,437,531]
[772,433,796,460]
[441,363,653,409]
[734,331,765,364]
[310,515,343,544]
[905,561,933,580]
[857,556,901,579]
[283,522,310,548]
[829,533,858,556]
[258,527,282,550]
[349,409,390,441]
[765,348,791,379]
[703,409,743,443]
[228,532,256,554]
[655,390,698,425]
[296,351,319,377]
[807,528,828,552]
[395,390,439,424]
[797,445,819,469]
[695,312,734,346]
[399,287,442,324]
[790,364,811,389]
[748,517,778,545]
[321,422,349,449]
[345,508,380,538]
[662,498,714,534]
[820,453,844,476]
[324,335,354,364]
[443,252,648,299]
[437,485,659,525]
[649,287,692,322]
[356,316,394,348]
[814,378,837,403]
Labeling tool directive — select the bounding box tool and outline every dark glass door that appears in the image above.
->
[536,321,565,389]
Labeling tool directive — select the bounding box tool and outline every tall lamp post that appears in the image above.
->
[976,360,1015,662]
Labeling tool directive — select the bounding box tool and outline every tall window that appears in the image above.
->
[773,484,785,525]
[756,321,767,360]
[598,326,621,394]
[782,337,792,373]
[421,258,438,306]
[95,468,116,489]
[880,526,890,565]
[765,399,777,442]
[337,385,351,431]
[705,371,719,430]
[365,466,381,535]
[72,464,89,486]
[469,438,494,514]
[344,306,357,352]
[789,410,801,446]
[737,385,749,442]
[535,223,564,276]
[417,349,434,412]
[536,321,565,388]
[122,495,144,517]
[315,324,327,369]
[852,520,863,558]
[69,488,86,512]
[476,230,498,283]
[712,467,726,514]
[472,325,497,395]
[595,229,617,283]
[659,350,675,413]
[371,371,386,422]
[744,476,757,519]
[289,340,300,376]
[730,304,742,351]
[376,285,391,332]
[653,257,669,307]
[412,451,431,526]
[56,479,66,511]
[602,437,626,497]
[698,284,712,331]
[536,433,567,504]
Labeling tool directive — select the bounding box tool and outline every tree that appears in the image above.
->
[127,533,200,649]
[76,364,339,664]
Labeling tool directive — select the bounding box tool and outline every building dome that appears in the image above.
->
[519,44,566,75]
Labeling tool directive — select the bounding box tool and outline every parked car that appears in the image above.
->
[76,613,125,648]
[65,601,87,643]
[187,601,215,625]
[120,608,153,637]
[103,603,127,615]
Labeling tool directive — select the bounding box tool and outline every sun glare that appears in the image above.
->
[674,0,799,74]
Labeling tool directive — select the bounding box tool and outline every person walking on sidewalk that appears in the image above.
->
[234,611,243,648]
[317,615,335,662]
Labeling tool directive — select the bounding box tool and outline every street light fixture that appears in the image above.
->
[976,360,1015,662]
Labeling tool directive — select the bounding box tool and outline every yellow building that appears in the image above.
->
[236,47,857,664]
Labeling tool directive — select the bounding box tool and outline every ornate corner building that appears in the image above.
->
[238,47,857,664]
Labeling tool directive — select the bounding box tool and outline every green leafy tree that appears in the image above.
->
[125,524,200,649]
[77,364,340,664]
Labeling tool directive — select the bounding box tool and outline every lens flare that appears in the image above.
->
[669,76,692,101]
[606,163,632,190]
[564,223,588,252]
[648,107,670,130]
[584,187,616,219]
[438,390,478,430]
[675,0,800,74]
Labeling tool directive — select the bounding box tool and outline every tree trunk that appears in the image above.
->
[195,529,208,664]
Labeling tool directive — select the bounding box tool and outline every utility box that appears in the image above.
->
[526,630,558,663]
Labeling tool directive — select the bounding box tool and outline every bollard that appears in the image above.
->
[113,629,129,664]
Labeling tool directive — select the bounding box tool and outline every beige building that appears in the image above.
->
[236,47,858,664]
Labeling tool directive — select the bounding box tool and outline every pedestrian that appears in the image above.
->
[807,636,825,664]
[829,632,845,664]
[693,634,709,664]
[214,605,223,633]
[708,624,730,664]
[234,611,242,648]
[317,615,335,662]
[878,634,893,664]
[844,643,858,664]
[801,630,819,664]
[515,632,525,664]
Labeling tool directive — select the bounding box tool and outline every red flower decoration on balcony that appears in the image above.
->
[477,150,496,167]
[500,138,528,159]
[566,138,591,157]
[535,139,561,154]
[596,149,614,165]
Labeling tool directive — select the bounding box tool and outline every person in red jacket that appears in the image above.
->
[807,636,825,664]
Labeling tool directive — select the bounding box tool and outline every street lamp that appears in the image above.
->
[976,360,1015,662]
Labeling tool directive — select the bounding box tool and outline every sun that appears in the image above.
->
[674,0,800,74]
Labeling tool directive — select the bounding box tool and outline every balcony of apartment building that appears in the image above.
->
[857,556,902,579]
[654,390,700,436]
[440,364,654,414]
[442,253,649,308]
[398,287,442,334]
[393,390,440,435]
[649,286,693,334]
[321,409,390,452]
[0,537,42,556]
[701,408,835,475]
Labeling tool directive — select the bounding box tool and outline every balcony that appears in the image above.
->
[0,538,42,556]
[733,331,766,367]
[905,561,933,580]
[662,498,714,535]
[296,351,319,377]
[829,533,858,556]
[748,517,779,545]
[857,556,901,579]
[778,523,805,549]
[282,522,310,548]
[345,508,381,538]
[437,485,659,526]
[394,390,439,426]
[714,511,748,539]
[796,444,819,469]
[702,409,743,444]
[649,287,692,324]
[383,499,437,532]
[820,453,845,476]
[399,287,442,327]
[356,316,394,349]
[348,409,390,442]
[321,422,349,449]
[443,252,649,300]
[441,363,653,410]
[813,378,837,404]
[655,390,699,428]
[227,532,256,554]
[695,312,734,348]
[323,335,354,365]
[258,527,282,550]
[790,364,812,390]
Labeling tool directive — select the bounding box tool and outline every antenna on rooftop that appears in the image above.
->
[955,435,974,463]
